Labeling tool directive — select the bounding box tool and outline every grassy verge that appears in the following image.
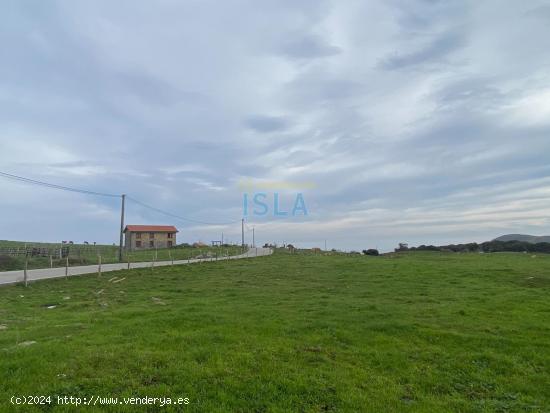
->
[1,252,549,412]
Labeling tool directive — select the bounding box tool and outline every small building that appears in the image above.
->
[124,225,178,250]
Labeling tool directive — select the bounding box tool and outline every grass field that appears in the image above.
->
[1,251,549,412]
[0,240,243,271]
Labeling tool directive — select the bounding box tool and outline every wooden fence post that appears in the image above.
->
[127,255,130,270]
[24,255,28,287]
[98,254,102,277]
[49,255,53,268]
[169,250,173,266]
[65,256,69,278]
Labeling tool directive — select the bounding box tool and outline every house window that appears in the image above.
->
[167,233,173,239]
[168,241,173,248]
[149,240,154,247]
[136,233,142,239]
[149,232,155,239]
[136,241,142,248]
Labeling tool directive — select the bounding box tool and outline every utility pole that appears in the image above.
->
[119,194,126,262]
[221,232,224,245]
[241,218,245,252]
[252,227,255,248]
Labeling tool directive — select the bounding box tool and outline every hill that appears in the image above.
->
[1,251,550,411]
[493,234,550,243]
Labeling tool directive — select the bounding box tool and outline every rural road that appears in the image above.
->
[0,247,272,286]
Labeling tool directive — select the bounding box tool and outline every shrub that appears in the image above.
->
[0,255,21,271]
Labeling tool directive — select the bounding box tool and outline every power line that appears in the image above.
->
[126,196,242,226]
[0,170,242,227]
[0,171,120,198]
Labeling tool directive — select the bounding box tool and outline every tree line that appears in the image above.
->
[398,240,550,254]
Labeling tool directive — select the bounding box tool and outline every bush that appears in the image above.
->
[362,249,379,256]
[0,255,21,271]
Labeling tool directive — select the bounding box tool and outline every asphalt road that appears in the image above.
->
[0,247,272,286]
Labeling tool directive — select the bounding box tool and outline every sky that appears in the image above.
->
[1,0,550,252]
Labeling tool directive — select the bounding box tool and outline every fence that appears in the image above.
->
[0,246,70,258]
[0,245,118,259]
[0,243,244,272]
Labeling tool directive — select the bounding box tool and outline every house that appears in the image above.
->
[124,225,178,250]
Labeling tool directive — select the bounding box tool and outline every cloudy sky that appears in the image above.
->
[2,0,550,251]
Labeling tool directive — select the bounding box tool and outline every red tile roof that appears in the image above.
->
[124,225,178,233]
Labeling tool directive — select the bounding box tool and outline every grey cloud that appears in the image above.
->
[524,4,550,20]
[111,73,205,107]
[245,115,290,133]
[277,33,341,59]
[380,29,465,70]
[432,78,507,112]
[285,73,364,105]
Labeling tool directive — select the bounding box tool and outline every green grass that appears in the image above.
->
[1,251,549,412]
[0,240,243,271]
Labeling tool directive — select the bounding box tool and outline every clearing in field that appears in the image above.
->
[1,251,549,412]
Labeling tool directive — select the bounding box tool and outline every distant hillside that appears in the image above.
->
[493,234,550,244]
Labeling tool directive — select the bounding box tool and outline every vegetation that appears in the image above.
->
[1,251,549,411]
[405,240,550,254]
[0,240,243,271]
